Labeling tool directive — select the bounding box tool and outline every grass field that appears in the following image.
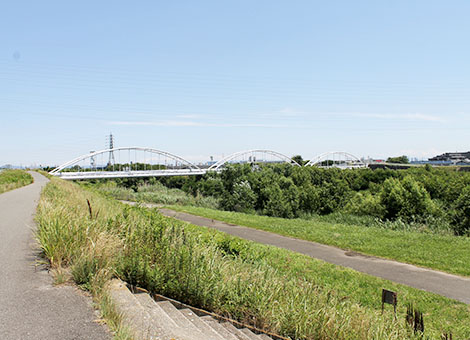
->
[167,205,470,277]
[93,181,219,208]
[36,178,470,339]
[0,170,33,194]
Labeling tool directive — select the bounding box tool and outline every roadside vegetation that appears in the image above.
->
[89,180,219,208]
[167,205,470,276]
[97,164,470,236]
[37,178,470,339]
[0,169,33,194]
[93,164,470,276]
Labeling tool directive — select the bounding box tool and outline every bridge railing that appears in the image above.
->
[50,148,366,179]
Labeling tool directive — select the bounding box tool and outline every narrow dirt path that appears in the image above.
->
[158,207,470,304]
[0,172,110,340]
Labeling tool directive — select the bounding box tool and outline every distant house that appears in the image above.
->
[429,151,470,163]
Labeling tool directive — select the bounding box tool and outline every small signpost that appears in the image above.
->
[382,289,397,316]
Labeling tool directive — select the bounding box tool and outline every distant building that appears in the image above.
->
[429,151,470,163]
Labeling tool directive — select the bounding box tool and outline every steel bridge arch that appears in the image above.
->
[305,151,366,168]
[208,149,301,171]
[49,146,201,175]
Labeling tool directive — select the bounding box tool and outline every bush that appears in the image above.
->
[72,256,100,289]
[380,176,435,222]
[344,191,385,218]
[316,180,352,215]
[261,183,294,218]
[386,155,409,164]
[220,180,256,213]
[93,164,470,234]
[452,186,470,235]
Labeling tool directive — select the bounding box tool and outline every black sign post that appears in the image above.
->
[382,289,397,316]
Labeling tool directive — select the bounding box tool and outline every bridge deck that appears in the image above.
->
[53,169,208,180]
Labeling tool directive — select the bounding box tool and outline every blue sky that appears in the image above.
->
[1,1,470,166]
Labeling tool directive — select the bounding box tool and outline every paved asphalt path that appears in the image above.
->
[0,172,110,340]
[158,208,470,304]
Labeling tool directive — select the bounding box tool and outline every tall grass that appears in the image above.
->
[94,181,219,208]
[297,211,455,236]
[0,169,33,194]
[169,205,470,277]
[36,178,469,339]
[97,179,455,235]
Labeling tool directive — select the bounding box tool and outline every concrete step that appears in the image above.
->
[133,292,181,339]
[258,334,273,340]
[110,279,276,340]
[107,279,162,340]
[201,315,240,340]
[222,321,259,340]
[240,327,264,340]
[179,308,225,340]
[156,300,209,340]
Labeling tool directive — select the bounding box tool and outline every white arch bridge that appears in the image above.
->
[49,147,366,180]
[305,152,366,169]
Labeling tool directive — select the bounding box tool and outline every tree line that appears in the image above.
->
[113,164,470,236]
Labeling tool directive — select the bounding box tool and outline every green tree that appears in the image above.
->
[316,179,352,214]
[197,173,224,197]
[291,155,304,166]
[220,180,256,213]
[345,191,385,218]
[386,155,409,164]
[262,183,294,218]
[380,176,434,221]
[298,183,321,213]
[452,186,470,235]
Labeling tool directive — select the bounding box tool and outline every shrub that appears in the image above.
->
[344,191,385,218]
[386,155,409,164]
[261,183,293,218]
[380,176,435,222]
[452,186,470,235]
[220,180,256,213]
